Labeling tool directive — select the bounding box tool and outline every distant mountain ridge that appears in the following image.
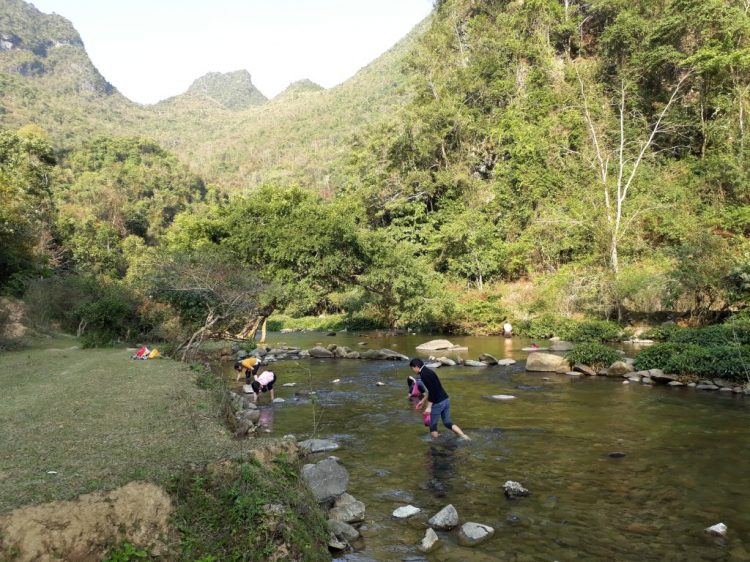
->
[0,0,427,190]
[185,70,267,111]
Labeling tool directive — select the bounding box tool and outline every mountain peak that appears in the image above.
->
[186,70,267,111]
[272,79,325,102]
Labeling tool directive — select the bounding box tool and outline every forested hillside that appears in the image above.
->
[2,0,750,352]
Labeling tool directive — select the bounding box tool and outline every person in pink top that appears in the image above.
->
[250,370,277,404]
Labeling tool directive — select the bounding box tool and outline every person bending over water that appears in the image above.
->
[409,358,470,440]
[251,370,276,404]
[407,374,426,398]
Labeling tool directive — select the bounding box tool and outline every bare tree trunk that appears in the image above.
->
[77,319,87,337]
[260,316,268,347]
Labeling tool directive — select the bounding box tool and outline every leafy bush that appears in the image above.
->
[515,314,624,342]
[565,343,622,371]
[451,292,508,335]
[633,343,750,382]
[666,325,750,347]
[265,312,385,332]
[569,320,624,342]
[640,324,681,341]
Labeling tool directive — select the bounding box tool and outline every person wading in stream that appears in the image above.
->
[410,358,470,440]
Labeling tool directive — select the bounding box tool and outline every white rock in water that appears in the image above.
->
[273,398,285,403]
[705,523,727,537]
[282,383,297,387]
[503,480,530,499]
[332,379,341,383]
[622,381,630,385]
[425,362,442,369]
[419,528,440,553]
[393,505,421,519]
[243,385,254,394]
[490,395,516,401]
[497,359,517,366]
[376,382,385,386]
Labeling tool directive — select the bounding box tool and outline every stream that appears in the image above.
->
[219,332,750,561]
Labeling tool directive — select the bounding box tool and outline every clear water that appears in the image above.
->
[221,332,750,561]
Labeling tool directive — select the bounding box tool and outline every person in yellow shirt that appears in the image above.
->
[235,357,261,383]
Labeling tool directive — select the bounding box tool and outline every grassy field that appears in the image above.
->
[0,334,248,512]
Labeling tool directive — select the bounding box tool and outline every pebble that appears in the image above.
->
[282,383,297,387]
[622,381,629,385]
[705,523,727,537]
[376,382,385,386]
[332,379,340,383]
[608,452,627,458]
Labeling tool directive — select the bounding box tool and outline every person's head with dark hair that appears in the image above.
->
[410,357,424,374]
[251,381,261,394]
[234,361,242,371]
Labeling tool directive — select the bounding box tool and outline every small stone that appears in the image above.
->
[642,377,653,384]
[608,452,626,458]
[419,528,440,553]
[282,382,297,387]
[327,531,348,551]
[566,372,582,377]
[458,522,495,546]
[541,377,550,381]
[428,504,459,530]
[734,387,743,394]
[328,519,359,542]
[503,481,530,499]
[668,381,684,387]
[273,398,285,403]
[497,359,517,366]
[488,395,516,401]
[719,387,734,392]
[696,384,719,391]
[298,439,340,454]
[688,382,697,388]
[622,381,630,385]
[478,353,499,365]
[393,505,421,519]
[332,379,340,383]
[376,382,385,386]
[705,523,727,537]
[464,360,488,367]
[573,364,597,376]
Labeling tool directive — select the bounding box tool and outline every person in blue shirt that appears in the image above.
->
[409,358,470,440]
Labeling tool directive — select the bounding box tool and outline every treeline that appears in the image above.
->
[2,0,750,350]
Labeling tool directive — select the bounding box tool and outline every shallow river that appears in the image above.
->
[221,332,750,561]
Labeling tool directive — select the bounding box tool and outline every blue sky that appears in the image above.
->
[29,0,434,105]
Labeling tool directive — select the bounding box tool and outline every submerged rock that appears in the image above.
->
[327,531,348,551]
[438,357,456,366]
[504,481,530,499]
[428,504,459,530]
[458,522,495,546]
[464,360,488,367]
[393,505,421,519]
[488,395,516,401]
[608,452,626,458]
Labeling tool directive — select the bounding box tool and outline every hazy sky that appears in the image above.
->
[30,0,434,105]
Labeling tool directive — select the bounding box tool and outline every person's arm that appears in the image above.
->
[235,369,242,382]
[416,388,430,409]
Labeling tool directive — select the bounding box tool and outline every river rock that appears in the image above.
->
[549,341,574,352]
[376,382,385,386]
[705,523,727,537]
[719,387,734,392]
[428,504,459,530]
[327,343,338,352]
[642,377,654,384]
[609,452,626,458]
[522,346,549,351]
[607,361,634,376]
[668,381,684,387]
[242,384,254,394]
[713,378,732,388]
[234,419,253,437]
[393,505,421,519]
[346,351,361,359]
[298,350,310,358]
[419,528,440,553]
[696,384,719,390]
[458,522,495,546]
[573,364,597,376]
[309,346,335,358]
[478,353,499,365]
[239,409,260,423]
[526,352,569,372]
[236,350,248,359]
[378,348,410,360]
[734,387,743,393]
[298,439,340,454]
[688,382,697,388]
[504,481,530,499]
[251,347,268,357]
[650,370,678,383]
[328,519,359,542]
[438,357,456,366]
[302,458,350,503]
[282,382,297,387]
[425,362,442,369]
[488,395,516,401]
[416,339,457,351]
[464,360,488,367]
[326,332,337,337]
[273,398,285,403]
[329,493,365,524]
[327,532,348,551]
[497,358,517,366]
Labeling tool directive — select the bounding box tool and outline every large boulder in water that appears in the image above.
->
[308,346,334,358]
[416,339,465,351]
[526,352,569,372]
[478,353,499,365]
[301,458,349,503]
[606,361,634,376]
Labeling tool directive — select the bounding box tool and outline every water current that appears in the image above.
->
[220,332,750,561]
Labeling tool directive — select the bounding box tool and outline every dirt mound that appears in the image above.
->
[0,482,173,562]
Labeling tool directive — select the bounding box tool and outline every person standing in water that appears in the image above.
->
[409,358,470,440]
[503,321,513,338]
